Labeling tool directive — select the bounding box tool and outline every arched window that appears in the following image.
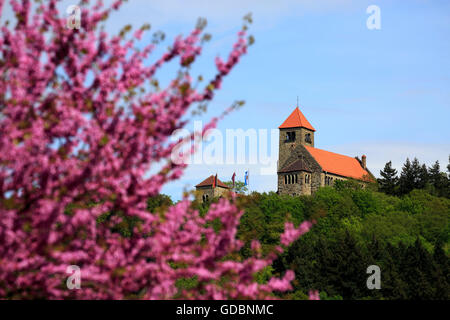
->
[285,132,296,142]
[284,175,287,184]
[295,174,298,184]
[305,133,312,143]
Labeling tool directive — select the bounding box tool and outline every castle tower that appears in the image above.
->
[195,175,229,203]
[278,107,315,170]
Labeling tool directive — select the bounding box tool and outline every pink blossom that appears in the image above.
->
[309,290,320,300]
[280,221,313,246]
[0,0,314,300]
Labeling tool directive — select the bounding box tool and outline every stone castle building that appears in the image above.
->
[195,175,229,202]
[195,107,374,199]
[277,107,374,196]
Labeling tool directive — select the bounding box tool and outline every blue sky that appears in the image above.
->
[2,0,449,201]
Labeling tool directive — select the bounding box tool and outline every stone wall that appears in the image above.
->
[195,186,229,202]
[278,172,302,196]
[278,127,315,170]
[320,172,347,188]
[277,143,323,195]
[213,186,229,198]
[278,171,317,196]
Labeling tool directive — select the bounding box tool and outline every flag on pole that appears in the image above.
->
[244,170,249,186]
[231,172,236,188]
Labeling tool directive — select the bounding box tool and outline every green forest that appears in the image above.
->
[150,157,450,300]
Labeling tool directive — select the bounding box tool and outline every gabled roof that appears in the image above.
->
[279,107,316,131]
[278,158,311,173]
[195,175,229,189]
[304,145,371,181]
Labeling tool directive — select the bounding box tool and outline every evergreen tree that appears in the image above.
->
[428,161,448,197]
[387,243,409,299]
[335,232,368,299]
[366,236,385,299]
[314,236,342,298]
[433,240,450,299]
[398,157,428,194]
[399,158,415,195]
[417,163,429,189]
[447,155,450,195]
[448,155,450,177]
[378,161,399,195]
[429,161,441,187]
[403,239,435,299]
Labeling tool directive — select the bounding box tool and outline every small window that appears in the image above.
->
[285,131,296,143]
[305,133,312,143]
[284,175,287,184]
[295,174,298,184]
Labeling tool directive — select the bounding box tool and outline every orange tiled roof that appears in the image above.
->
[304,145,371,181]
[195,175,229,189]
[279,107,316,131]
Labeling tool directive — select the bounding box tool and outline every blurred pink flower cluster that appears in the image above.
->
[0,0,315,299]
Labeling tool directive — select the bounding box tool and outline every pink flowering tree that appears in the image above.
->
[0,0,315,299]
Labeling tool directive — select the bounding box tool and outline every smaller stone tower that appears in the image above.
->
[195,175,229,203]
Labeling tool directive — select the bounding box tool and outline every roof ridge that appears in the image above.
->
[303,145,371,181]
[304,145,356,160]
[195,175,229,188]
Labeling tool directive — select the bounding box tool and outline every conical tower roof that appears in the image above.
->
[279,107,315,131]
